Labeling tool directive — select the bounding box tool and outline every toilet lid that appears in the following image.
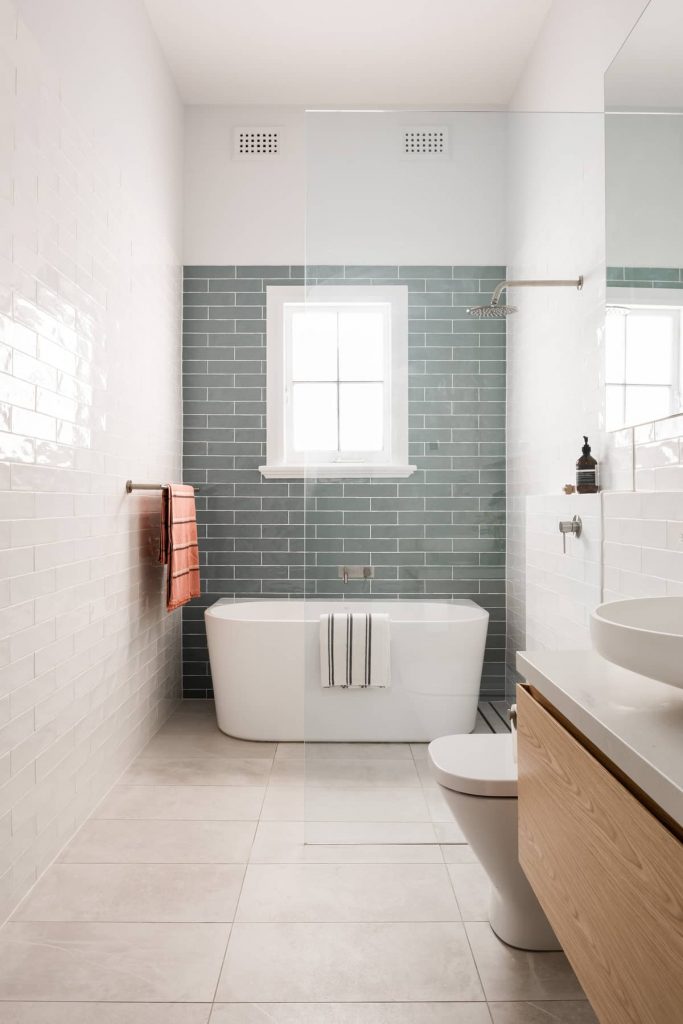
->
[428,733,517,797]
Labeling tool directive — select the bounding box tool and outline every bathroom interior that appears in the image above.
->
[1,0,682,1021]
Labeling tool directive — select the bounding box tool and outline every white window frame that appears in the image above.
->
[260,285,415,479]
[606,287,683,430]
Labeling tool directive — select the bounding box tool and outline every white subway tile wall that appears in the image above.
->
[525,494,602,653]
[603,491,683,600]
[0,3,182,919]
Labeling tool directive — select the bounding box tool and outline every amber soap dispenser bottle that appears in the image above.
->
[576,435,598,493]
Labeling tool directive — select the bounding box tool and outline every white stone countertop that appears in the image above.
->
[516,649,683,829]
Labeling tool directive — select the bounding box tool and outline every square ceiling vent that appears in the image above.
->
[233,127,281,159]
[402,127,450,158]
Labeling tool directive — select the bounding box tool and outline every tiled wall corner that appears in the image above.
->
[525,494,602,652]
[603,491,683,600]
[0,5,182,920]
[182,265,507,699]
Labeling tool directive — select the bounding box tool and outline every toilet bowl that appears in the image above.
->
[428,732,561,951]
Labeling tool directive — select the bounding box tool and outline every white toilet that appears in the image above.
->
[428,731,561,951]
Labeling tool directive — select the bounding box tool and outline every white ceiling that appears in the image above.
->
[144,0,552,107]
[606,0,683,111]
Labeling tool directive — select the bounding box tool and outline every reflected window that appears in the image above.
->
[605,306,681,430]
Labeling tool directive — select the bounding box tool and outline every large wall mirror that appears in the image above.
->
[605,0,683,431]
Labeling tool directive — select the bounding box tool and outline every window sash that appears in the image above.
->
[283,301,392,464]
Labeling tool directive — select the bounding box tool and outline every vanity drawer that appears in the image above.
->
[517,684,683,1024]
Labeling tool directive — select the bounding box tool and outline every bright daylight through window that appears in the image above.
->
[261,286,414,477]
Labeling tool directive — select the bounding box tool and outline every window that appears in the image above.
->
[261,286,415,478]
[605,306,682,430]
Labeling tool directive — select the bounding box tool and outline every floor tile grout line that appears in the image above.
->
[208,790,265,1011]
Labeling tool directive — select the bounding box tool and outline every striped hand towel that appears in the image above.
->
[320,612,390,688]
[158,484,200,612]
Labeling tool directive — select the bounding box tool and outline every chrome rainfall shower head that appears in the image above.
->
[467,275,583,318]
[467,303,518,318]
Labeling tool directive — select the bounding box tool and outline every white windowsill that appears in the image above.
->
[259,464,417,479]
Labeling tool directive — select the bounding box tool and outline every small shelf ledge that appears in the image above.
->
[259,464,417,480]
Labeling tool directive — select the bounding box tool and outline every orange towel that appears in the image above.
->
[158,484,200,612]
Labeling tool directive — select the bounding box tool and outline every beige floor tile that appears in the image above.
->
[441,844,477,863]
[465,923,587,1002]
[96,785,265,820]
[235,863,460,922]
[217,922,485,1002]
[122,757,271,786]
[3,1006,211,1024]
[250,821,442,862]
[415,759,440,787]
[424,785,459,822]
[211,1003,492,1023]
[448,861,490,921]
[410,744,429,760]
[261,786,431,822]
[60,818,256,863]
[12,863,246,923]
[269,758,421,788]
[0,922,229,1001]
[433,821,467,843]
[142,729,276,760]
[275,742,413,760]
[488,1002,597,1024]
[303,821,439,845]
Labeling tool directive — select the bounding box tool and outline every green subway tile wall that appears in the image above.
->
[607,266,683,288]
[182,266,506,698]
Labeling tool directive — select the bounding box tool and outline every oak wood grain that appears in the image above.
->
[517,684,683,1024]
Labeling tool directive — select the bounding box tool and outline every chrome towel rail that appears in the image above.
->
[125,480,201,493]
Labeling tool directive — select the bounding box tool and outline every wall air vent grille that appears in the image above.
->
[402,127,449,157]
[233,128,281,159]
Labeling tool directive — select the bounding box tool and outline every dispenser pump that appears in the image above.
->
[576,435,598,493]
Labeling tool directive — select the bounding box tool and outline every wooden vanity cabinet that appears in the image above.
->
[516,684,683,1024]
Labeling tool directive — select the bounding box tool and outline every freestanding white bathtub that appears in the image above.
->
[205,599,489,742]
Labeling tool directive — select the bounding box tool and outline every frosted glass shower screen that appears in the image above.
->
[301,110,510,843]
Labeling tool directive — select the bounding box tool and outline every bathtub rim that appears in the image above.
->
[205,596,489,626]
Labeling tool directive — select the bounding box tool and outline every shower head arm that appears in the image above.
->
[490,276,584,307]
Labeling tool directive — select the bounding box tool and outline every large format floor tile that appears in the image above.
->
[211,1004,493,1023]
[122,757,271,786]
[216,922,485,1003]
[3,1006,211,1024]
[488,1002,597,1024]
[142,728,276,760]
[96,785,265,820]
[61,818,256,863]
[0,922,229,1001]
[260,786,431,822]
[235,863,460,922]
[275,742,413,760]
[302,820,441,845]
[448,861,490,920]
[269,759,420,788]
[12,863,246,923]
[466,923,587,1002]
[249,821,443,862]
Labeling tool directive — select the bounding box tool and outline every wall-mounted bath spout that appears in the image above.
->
[467,276,584,318]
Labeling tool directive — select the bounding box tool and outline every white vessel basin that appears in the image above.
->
[590,597,683,690]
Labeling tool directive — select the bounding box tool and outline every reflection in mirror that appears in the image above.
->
[605,0,683,429]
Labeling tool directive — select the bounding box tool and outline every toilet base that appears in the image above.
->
[489,886,562,951]
[435,784,562,953]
